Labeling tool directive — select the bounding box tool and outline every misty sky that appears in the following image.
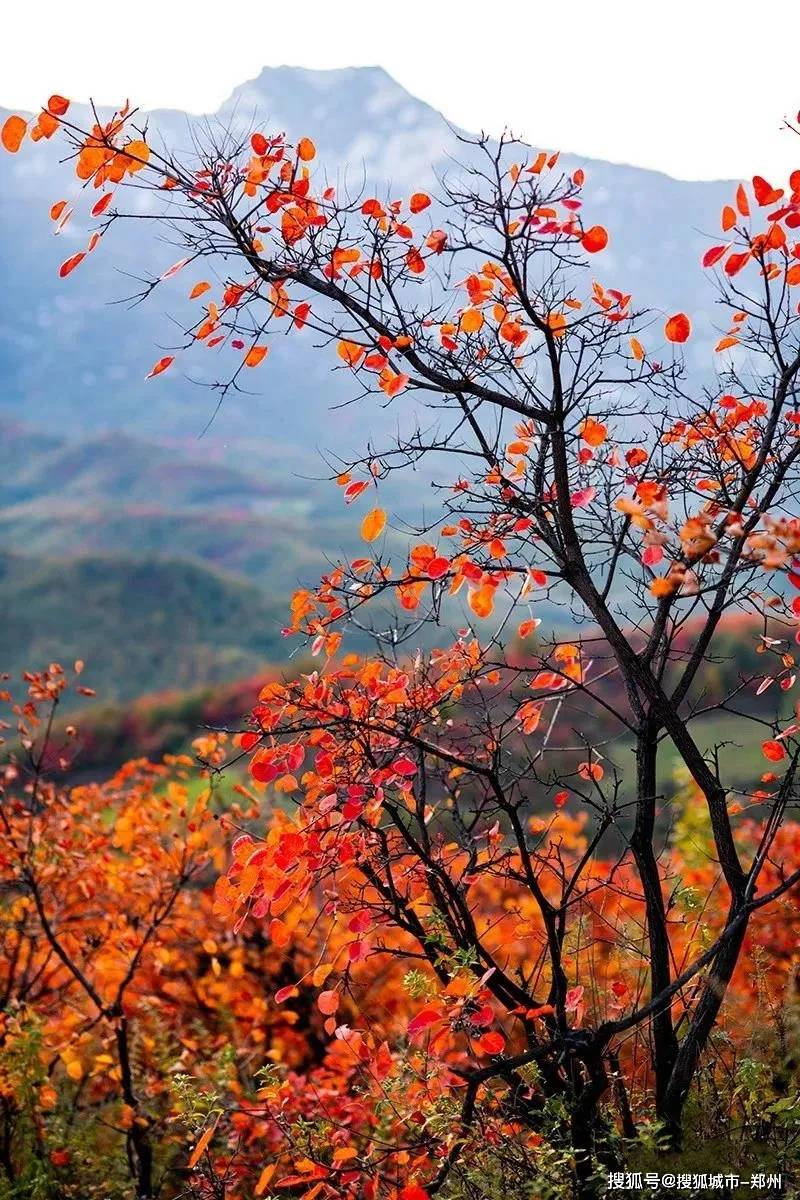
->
[2,0,800,182]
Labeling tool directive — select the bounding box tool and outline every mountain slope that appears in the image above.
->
[0,550,285,705]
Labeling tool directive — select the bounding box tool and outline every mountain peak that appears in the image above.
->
[218,63,414,122]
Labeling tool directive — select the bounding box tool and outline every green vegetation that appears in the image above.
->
[0,550,285,706]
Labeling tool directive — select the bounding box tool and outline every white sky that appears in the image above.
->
[2,0,800,181]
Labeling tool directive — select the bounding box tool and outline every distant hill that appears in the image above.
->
[0,550,286,705]
[0,421,372,585]
[0,426,307,510]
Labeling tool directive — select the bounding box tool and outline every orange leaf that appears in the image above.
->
[578,761,604,782]
[580,418,607,447]
[255,1165,276,1196]
[735,183,750,217]
[379,370,410,398]
[410,192,431,213]
[665,313,691,344]
[721,205,737,232]
[337,340,364,367]
[361,508,386,543]
[297,137,316,162]
[317,989,339,1015]
[1,115,27,153]
[630,337,645,361]
[121,140,150,173]
[188,1118,219,1168]
[245,344,269,367]
[146,356,175,380]
[715,336,738,352]
[312,963,333,987]
[469,583,495,619]
[460,308,484,334]
[190,281,211,299]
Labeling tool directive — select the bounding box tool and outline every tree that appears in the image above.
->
[4,98,800,1195]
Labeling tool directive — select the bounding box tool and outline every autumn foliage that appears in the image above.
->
[4,96,800,1198]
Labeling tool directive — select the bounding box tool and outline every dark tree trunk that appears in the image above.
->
[631,717,680,1136]
[660,909,750,1142]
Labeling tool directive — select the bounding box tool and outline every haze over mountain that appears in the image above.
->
[0,66,741,701]
[1,65,736,449]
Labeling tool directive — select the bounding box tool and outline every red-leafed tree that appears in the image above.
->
[4,100,800,1196]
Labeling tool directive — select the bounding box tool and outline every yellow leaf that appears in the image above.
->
[312,963,333,987]
[361,508,386,543]
[337,340,364,366]
[460,308,484,334]
[122,140,150,173]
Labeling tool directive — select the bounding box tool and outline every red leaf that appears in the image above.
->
[426,556,450,579]
[702,245,727,269]
[160,257,190,281]
[762,739,787,762]
[59,252,85,279]
[392,756,417,776]
[665,313,691,344]
[581,225,608,254]
[407,1008,441,1036]
[91,193,114,218]
[725,251,751,277]
[479,1031,506,1055]
[753,175,784,207]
